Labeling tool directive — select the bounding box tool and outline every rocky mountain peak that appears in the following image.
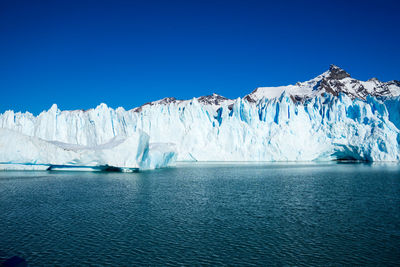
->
[244,65,400,103]
[197,93,229,105]
[327,64,351,80]
[367,77,379,82]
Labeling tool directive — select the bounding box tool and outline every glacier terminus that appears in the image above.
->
[1,65,400,171]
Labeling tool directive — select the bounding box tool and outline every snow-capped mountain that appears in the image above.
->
[1,65,400,170]
[133,93,234,113]
[245,65,400,102]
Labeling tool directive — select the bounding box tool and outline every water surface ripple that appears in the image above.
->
[0,163,399,266]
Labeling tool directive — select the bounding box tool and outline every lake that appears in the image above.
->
[0,162,399,266]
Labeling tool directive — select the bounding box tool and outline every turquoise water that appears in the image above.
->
[0,163,399,266]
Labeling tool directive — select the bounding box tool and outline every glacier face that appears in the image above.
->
[0,128,177,171]
[0,65,400,170]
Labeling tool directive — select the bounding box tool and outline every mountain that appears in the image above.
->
[133,64,400,109]
[0,65,399,170]
[245,65,400,102]
[133,93,234,113]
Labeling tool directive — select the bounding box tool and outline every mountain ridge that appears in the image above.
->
[244,65,400,103]
[129,65,400,113]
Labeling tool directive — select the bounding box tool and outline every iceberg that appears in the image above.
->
[0,128,177,171]
[0,65,399,170]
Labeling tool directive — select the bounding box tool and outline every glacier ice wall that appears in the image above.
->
[1,93,400,162]
[0,128,177,170]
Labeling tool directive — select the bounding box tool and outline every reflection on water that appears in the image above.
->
[0,163,399,266]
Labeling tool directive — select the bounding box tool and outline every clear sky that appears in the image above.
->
[1,0,399,114]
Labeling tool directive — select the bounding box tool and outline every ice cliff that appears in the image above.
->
[1,65,399,170]
[0,128,176,171]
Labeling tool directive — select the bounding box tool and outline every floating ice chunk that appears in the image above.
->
[0,129,176,171]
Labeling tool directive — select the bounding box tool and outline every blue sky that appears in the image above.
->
[1,0,399,114]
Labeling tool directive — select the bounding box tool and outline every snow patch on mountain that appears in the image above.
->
[245,65,400,102]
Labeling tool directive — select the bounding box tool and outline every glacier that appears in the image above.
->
[0,128,177,171]
[0,65,399,171]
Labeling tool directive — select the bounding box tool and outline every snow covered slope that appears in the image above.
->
[244,65,400,102]
[0,65,399,168]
